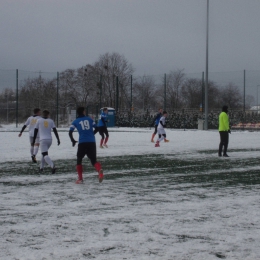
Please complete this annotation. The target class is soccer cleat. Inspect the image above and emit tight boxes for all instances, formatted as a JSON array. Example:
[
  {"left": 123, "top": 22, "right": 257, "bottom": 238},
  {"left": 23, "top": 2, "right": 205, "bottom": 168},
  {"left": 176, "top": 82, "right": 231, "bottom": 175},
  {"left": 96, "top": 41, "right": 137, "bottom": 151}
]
[
  {"left": 99, "top": 145, "right": 104, "bottom": 148},
  {"left": 31, "top": 155, "right": 37, "bottom": 163},
  {"left": 218, "top": 153, "right": 222, "bottom": 157},
  {"left": 164, "top": 139, "right": 169, "bottom": 142},
  {"left": 151, "top": 139, "right": 155, "bottom": 143},
  {"left": 223, "top": 154, "right": 229, "bottom": 157},
  {"left": 51, "top": 166, "right": 56, "bottom": 174},
  {"left": 75, "top": 179, "right": 83, "bottom": 184},
  {"left": 98, "top": 169, "right": 104, "bottom": 183},
  {"left": 39, "top": 168, "right": 43, "bottom": 173},
  {"left": 155, "top": 142, "right": 160, "bottom": 147},
  {"left": 103, "top": 144, "right": 108, "bottom": 148}
]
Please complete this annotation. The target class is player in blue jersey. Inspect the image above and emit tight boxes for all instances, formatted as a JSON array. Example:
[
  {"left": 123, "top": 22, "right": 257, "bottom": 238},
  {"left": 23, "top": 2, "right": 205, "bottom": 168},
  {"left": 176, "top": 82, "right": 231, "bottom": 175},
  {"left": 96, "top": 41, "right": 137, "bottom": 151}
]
[
  {"left": 150, "top": 108, "right": 169, "bottom": 143},
  {"left": 96, "top": 107, "right": 109, "bottom": 148},
  {"left": 69, "top": 106, "right": 104, "bottom": 184}
]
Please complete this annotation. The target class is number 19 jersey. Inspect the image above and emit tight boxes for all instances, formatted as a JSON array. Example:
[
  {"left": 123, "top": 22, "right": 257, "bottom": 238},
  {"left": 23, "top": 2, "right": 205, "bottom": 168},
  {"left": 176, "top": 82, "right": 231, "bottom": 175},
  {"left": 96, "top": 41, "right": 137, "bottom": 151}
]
[{"left": 70, "top": 116, "right": 96, "bottom": 143}]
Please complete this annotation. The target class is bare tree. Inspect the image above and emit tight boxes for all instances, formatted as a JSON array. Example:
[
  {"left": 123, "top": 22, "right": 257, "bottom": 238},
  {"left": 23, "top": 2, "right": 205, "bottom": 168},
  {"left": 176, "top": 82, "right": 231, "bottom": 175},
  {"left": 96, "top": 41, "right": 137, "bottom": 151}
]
[
  {"left": 133, "top": 75, "right": 158, "bottom": 112},
  {"left": 181, "top": 78, "right": 202, "bottom": 108},
  {"left": 166, "top": 69, "right": 185, "bottom": 110},
  {"left": 220, "top": 83, "right": 242, "bottom": 109},
  {"left": 59, "top": 65, "right": 98, "bottom": 108},
  {"left": 92, "top": 52, "right": 134, "bottom": 109}
]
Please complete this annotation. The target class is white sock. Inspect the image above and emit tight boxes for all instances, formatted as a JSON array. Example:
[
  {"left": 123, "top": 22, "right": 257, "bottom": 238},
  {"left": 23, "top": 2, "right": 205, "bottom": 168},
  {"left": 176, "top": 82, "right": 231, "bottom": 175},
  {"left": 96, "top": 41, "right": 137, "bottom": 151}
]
[
  {"left": 30, "top": 146, "right": 34, "bottom": 156},
  {"left": 44, "top": 155, "right": 54, "bottom": 168},
  {"left": 33, "top": 146, "right": 39, "bottom": 156},
  {"left": 40, "top": 156, "right": 45, "bottom": 169}
]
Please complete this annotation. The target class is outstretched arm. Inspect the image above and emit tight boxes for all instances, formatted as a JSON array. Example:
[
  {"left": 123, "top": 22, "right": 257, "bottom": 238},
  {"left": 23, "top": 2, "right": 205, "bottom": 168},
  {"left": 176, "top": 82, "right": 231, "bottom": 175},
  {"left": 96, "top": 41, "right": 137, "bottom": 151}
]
[
  {"left": 69, "top": 130, "right": 77, "bottom": 147},
  {"left": 53, "top": 128, "right": 60, "bottom": 145}
]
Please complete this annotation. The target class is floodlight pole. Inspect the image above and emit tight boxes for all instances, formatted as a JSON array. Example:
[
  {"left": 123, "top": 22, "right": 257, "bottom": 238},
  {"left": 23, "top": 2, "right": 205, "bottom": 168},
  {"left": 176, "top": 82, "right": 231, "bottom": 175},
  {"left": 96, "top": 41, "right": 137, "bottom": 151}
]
[{"left": 204, "top": 0, "right": 209, "bottom": 130}]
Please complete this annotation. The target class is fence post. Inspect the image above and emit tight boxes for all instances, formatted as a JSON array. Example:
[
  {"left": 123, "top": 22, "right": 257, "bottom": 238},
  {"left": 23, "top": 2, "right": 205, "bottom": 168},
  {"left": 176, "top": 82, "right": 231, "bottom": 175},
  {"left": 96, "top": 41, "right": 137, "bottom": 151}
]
[
  {"left": 56, "top": 72, "right": 59, "bottom": 127},
  {"left": 201, "top": 71, "right": 204, "bottom": 113},
  {"left": 116, "top": 76, "right": 119, "bottom": 112},
  {"left": 243, "top": 69, "right": 246, "bottom": 112},
  {"left": 164, "top": 73, "right": 166, "bottom": 111},
  {"left": 99, "top": 74, "right": 102, "bottom": 109},
  {"left": 16, "top": 69, "right": 18, "bottom": 127},
  {"left": 130, "top": 75, "right": 132, "bottom": 112}
]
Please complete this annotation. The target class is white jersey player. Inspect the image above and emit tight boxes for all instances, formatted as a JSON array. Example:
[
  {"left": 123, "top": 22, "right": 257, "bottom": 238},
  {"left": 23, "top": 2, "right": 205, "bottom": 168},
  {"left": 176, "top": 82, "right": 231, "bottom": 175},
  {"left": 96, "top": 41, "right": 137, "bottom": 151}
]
[
  {"left": 18, "top": 108, "right": 41, "bottom": 163},
  {"left": 155, "top": 111, "right": 169, "bottom": 147},
  {"left": 32, "top": 110, "right": 60, "bottom": 174}
]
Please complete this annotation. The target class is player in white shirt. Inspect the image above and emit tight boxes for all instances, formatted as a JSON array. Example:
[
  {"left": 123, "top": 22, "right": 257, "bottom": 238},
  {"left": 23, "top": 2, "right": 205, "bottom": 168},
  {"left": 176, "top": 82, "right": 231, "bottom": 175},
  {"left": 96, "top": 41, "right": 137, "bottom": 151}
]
[
  {"left": 155, "top": 111, "right": 169, "bottom": 147},
  {"left": 18, "top": 108, "right": 41, "bottom": 163},
  {"left": 32, "top": 110, "right": 60, "bottom": 174}
]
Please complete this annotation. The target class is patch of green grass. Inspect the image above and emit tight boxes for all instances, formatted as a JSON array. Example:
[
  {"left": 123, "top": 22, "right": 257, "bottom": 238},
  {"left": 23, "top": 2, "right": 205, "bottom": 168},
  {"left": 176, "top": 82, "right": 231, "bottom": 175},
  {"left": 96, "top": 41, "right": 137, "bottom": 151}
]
[{"left": 1, "top": 151, "right": 260, "bottom": 187}]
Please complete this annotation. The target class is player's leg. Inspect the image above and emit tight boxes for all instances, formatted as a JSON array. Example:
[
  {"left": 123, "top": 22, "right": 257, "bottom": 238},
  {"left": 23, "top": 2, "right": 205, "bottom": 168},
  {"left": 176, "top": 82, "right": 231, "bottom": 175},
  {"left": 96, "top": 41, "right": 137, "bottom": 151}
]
[
  {"left": 75, "top": 143, "right": 86, "bottom": 183},
  {"left": 223, "top": 132, "right": 229, "bottom": 157},
  {"left": 32, "top": 137, "right": 40, "bottom": 162},
  {"left": 39, "top": 155, "right": 45, "bottom": 172},
  {"left": 98, "top": 127, "right": 105, "bottom": 148},
  {"left": 218, "top": 132, "right": 224, "bottom": 156},
  {"left": 40, "top": 140, "right": 56, "bottom": 173},
  {"left": 86, "top": 143, "right": 103, "bottom": 183},
  {"left": 151, "top": 125, "right": 157, "bottom": 142},
  {"left": 164, "top": 132, "right": 169, "bottom": 142},
  {"left": 29, "top": 137, "right": 36, "bottom": 162},
  {"left": 93, "top": 126, "right": 99, "bottom": 135},
  {"left": 103, "top": 128, "right": 109, "bottom": 147}
]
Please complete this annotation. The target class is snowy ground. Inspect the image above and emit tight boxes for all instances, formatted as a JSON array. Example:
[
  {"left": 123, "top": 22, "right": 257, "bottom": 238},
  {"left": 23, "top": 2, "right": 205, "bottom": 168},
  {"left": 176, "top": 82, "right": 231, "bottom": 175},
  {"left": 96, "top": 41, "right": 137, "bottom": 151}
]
[{"left": 0, "top": 125, "right": 260, "bottom": 259}]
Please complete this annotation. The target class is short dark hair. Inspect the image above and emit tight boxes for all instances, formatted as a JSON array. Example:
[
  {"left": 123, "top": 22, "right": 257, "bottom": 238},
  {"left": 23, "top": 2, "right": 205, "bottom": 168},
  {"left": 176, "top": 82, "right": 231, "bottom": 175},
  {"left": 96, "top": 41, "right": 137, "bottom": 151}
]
[
  {"left": 33, "top": 108, "right": 40, "bottom": 114},
  {"left": 42, "top": 110, "right": 50, "bottom": 117},
  {"left": 103, "top": 107, "right": 108, "bottom": 111},
  {"left": 163, "top": 110, "right": 167, "bottom": 114},
  {"left": 77, "top": 107, "right": 85, "bottom": 115}
]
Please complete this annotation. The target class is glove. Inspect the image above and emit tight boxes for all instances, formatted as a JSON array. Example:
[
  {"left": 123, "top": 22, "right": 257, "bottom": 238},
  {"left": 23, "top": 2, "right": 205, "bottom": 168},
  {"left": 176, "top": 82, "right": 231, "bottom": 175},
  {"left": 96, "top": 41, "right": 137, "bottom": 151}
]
[
  {"left": 57, "top": 140, "right": 60, "bottom": 146},
  {"left": 72, "top": 140, "right": 77, "bottom": 147},
  {"left": 228, "top": 130, "right": 231, "bottom": 134}
]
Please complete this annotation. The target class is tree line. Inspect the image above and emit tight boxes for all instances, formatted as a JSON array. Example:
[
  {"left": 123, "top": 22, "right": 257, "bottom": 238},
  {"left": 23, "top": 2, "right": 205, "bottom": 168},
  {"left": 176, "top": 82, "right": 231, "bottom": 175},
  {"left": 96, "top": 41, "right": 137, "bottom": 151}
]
[{"left": 0, "top": 52, "right": 254, "bottom": 123}]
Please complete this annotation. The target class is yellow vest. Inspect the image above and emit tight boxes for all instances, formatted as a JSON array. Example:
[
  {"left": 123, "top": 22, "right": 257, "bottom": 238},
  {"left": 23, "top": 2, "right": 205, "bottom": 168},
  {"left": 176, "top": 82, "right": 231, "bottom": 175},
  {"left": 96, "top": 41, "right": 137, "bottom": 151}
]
[{"left": 218, "top": 112, "right": 229, "bottom": 131}]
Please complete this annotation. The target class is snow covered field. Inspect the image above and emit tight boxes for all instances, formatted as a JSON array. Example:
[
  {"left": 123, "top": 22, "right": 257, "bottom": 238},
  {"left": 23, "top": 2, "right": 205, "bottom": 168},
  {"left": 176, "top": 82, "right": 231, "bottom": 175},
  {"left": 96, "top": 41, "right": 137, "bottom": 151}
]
[{"left": 0, "top": 126, "right": 260, "bottom": 259}]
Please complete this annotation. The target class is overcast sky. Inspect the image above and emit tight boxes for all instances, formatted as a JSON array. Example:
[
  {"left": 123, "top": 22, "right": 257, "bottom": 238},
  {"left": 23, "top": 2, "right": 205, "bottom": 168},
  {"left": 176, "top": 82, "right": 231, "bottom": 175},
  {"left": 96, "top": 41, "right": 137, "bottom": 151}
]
[{"left": 1, "top": 0, "right": 260, "bottom": 76}]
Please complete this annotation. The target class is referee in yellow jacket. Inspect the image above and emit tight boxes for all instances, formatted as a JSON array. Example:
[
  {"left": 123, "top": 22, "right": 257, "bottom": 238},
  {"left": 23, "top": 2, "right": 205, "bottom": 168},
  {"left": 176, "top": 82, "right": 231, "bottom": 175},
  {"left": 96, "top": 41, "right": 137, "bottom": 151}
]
[{"left": 218, "top": 105, "right": 231, "bottom": 157}]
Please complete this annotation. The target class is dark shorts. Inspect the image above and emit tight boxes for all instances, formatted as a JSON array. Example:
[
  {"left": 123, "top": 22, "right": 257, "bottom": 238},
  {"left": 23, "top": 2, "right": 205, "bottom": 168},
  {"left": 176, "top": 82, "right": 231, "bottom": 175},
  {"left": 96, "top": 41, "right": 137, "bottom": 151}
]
[
  {"left": 98, "top": 126, "right": 109, "bottom": 138},
  {"left": 77, "top": 142, "right": 97, "bottom": 165}
]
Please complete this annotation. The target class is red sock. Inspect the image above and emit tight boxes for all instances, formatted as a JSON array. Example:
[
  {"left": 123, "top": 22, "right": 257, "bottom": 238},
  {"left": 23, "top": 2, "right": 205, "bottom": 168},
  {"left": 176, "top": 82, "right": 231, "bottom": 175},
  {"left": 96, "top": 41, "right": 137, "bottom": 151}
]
[
  {"left": 76, "top": 165, "right": 83, "bottom": 180},
  {"left": 94, "top": 162, "right": 101, "bottom": 172},
  {"left": 104, "top": 137, "right": 109, "bottom": 144},
  {"left": 100, "top": 139, "right": 104, "bottom": 146}
]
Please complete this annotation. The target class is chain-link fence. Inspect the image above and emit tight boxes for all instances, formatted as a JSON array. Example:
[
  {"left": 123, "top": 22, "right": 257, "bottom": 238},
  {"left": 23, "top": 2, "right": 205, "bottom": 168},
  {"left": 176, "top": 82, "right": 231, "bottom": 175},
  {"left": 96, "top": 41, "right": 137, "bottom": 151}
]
[{"left": 0, "top": 69, "right": 259, "bottom": 128}]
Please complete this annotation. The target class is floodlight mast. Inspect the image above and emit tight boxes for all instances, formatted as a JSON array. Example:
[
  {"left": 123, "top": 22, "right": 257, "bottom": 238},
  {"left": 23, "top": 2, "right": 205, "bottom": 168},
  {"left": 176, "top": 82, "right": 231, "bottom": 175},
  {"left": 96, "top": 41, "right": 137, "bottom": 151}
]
[{"left": 204, "top": 0, "right": 209, "bottom": 130}]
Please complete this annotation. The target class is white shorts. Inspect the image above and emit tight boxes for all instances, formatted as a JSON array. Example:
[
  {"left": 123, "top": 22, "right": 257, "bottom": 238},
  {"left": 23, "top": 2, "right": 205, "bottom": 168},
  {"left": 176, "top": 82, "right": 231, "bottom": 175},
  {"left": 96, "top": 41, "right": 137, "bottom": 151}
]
[
  {"left": 29, "top": 136, "right": 40, "bottom": 145},
  {"left": 157, "top": 128, "right": 166, "bottom": 135},
  {"left": 40, "top": 139, "right": 52, "bottom": 153}
]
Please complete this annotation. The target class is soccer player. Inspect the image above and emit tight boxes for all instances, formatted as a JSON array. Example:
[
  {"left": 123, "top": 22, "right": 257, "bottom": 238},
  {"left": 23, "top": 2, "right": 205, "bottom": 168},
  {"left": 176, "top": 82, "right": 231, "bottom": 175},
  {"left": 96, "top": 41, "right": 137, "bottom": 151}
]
[
  {"left": 32, "top": 110, "right": 60, "bottom": 173},
  {"left": 96, "top": 107, "right": 109, "bottom": 148},
  {"left": 18, "top": 108, "right": 41, "bottom": 163},
  {"left": 69, "top": 106, "right": 104, "bottom": 184},
  {"left": 151, "top": 108, "right": 169, "bottom": 143},
  {"left": 155, "top": 111, "right": 169, "bottom": 147}
]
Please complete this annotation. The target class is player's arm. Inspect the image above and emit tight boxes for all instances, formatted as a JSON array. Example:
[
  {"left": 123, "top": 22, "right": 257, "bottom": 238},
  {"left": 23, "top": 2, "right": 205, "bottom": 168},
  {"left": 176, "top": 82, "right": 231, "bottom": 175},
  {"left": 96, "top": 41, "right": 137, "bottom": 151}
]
[
  {"left": 159, "top": 120, "right": 165, "bottom": 128},
  {"left": 53, "top": 128, "right": 60, "bottom": 145},
  {"left": 101, "top": 116, "right": 107, "bottom": 125},
  {"left": 68, "top": 125, "right": 77, "bottom": 147},
  {"left": 18, "top": 125, "right": 27, "bottom": 137},
  {"left": 32, "top": 128, "right": 38, "bottom": 146},
  {"left": 150, "top": 115, "right": 156, "bottom": 127}
]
